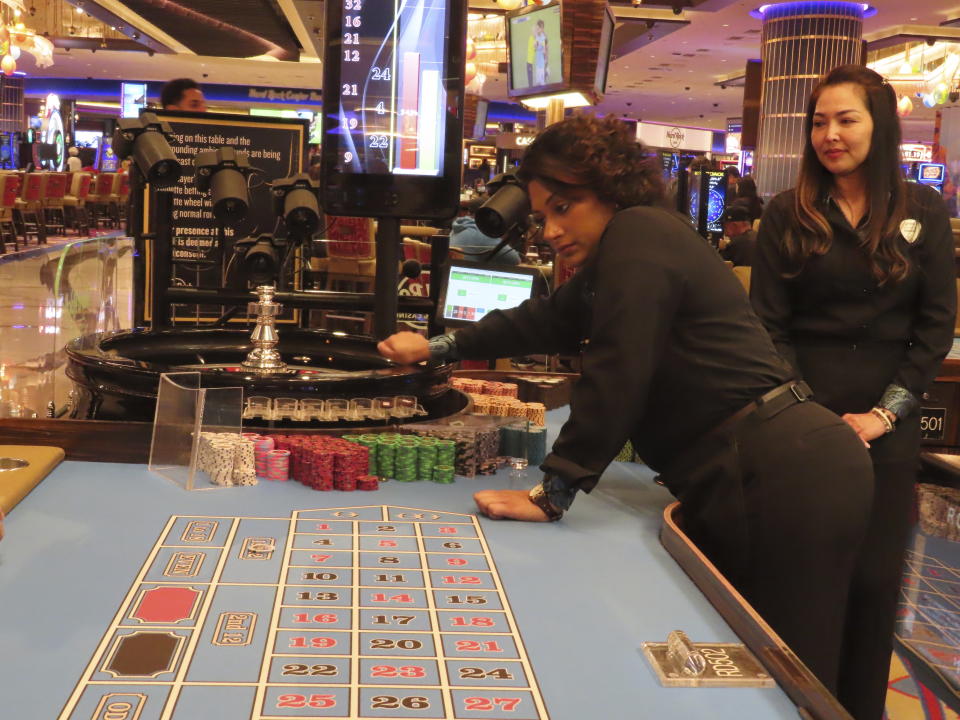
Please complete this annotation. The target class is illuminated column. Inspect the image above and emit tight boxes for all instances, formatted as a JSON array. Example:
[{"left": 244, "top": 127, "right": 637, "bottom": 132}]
[{"left": 753, "top": 1, "right": 872, "bottom": 198}]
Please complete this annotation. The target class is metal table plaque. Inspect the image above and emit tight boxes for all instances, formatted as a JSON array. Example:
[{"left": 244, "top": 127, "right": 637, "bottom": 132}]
[{"left": 642, "top": 630, "right": 774, "bottom": 688}]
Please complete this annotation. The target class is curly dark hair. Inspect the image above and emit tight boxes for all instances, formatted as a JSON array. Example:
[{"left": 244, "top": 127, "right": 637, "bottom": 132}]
[{"left": 517, "top": 115, "right": 664, "bottom": 208}]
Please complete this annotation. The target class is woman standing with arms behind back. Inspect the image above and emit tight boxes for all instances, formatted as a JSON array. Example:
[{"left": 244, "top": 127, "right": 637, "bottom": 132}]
[{"left": 751, "top": 65, "right": 956, "bottom": 719}]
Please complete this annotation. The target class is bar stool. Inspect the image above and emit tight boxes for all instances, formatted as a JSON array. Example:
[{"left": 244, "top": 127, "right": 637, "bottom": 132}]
[
  {"left": 63, "top": 172, "right": 93, "bottom": 235},
  {"left": 14, "top": 172, "right": 46, "bottom": 246},
  {"left": 89, "top": 172, "right": 117, "bottom": 228},
  {"left": 0, "top": 173, "right": 21, "bottom": 252},
  {"left": 41, "top": 172, "right": 69, "bottom": 237}
]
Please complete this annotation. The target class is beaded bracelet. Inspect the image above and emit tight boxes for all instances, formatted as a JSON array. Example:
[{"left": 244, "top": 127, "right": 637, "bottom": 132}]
[{"left": 870, "top": 406, "right": 895, "bottom": 434}]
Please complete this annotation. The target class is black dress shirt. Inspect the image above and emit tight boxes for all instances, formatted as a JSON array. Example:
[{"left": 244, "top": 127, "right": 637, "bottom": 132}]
[
  {"left": 452, "top": 205, "right": 792, "bottom": 495},
  {"left": 722, "top": 228, "right": 758, "bottom": 267},
  {"left": 750, "top": 183, "right": 956, "bottom": 415}
]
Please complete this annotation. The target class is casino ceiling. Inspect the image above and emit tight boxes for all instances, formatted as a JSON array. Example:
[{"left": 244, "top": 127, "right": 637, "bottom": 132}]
[{"left": 15, "top": 0, "right": 960, "bottom": 133}]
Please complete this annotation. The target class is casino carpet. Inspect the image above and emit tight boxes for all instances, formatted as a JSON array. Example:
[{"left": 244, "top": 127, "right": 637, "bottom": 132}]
[{"left": 890, "top": 525, "right": 960, "bottom": 720}]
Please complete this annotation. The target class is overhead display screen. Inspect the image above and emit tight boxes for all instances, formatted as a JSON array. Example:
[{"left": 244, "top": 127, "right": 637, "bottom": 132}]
[
  {"left": 335, "top": 0, "right": 448, "bottom": 176},
  {"left": 321, "top": 0, "right": 466, "bottom": 219}
]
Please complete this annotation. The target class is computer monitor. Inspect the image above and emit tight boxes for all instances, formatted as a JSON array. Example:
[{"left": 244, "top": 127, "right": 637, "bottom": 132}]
[
  {"left": 121, "top": 82, "right": 147, "bottom": 119},
  {"left": 594, "top": 5, "right": 615, "bottom": 96},
  {"left": 435, "top": 259, "right": 539, "bottom": 328},
  {"left": 321, "top": 0, "right": 467, "bottom": 220},
  {"left": 506, "top": 2, "right": 565, "bottom": 99}
]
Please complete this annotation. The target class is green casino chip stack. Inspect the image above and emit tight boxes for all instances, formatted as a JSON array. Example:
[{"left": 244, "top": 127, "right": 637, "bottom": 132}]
[
  {"left": 395, "top": 440, "right": 419, "bottom": 482},
  {"left": 432, "top": 464, "right": 455, "bottom": 484},
  {"left": 377, "top": 438, "right": 397, "bottom": 480}
]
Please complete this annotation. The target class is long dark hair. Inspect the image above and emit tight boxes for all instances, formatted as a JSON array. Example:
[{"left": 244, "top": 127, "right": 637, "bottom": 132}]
[
  {"left": 787, "top": 64, "right": 908, "bottom": 283},
  {"left": 517, "top": 115, "right": 665, "bottom": 208},
  {"left": 736, "top": 175, "right": 763, "bottom": 221}
]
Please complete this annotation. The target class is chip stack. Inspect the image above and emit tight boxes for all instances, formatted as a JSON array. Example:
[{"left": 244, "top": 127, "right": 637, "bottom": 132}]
[
  {"left": 525, "top": 426, "right": 548, "bottom": 466},
  {"left": 377, "top": 439, "right": 397, "bottom": 480},
  {"left": 417, "top": 438, "right": 438, "bottom": 480},
  {"left": 500, "top": 425, "right": 524, "bottom": 458},
  {"left": 233, "top": 438, "right": 258, "bottom": 486},
  {"left": 265, "top": 449, "right": 291, "bottom": 481},
  {"left": 432, "top": 465, "right": 455, "bottom": 484},
  {"left": 357, "top": 435, "right": 380, "bottom": 477},
  {"left": 357, "top": 474, "right": 379, "bottom": 491},
  {"left": 436, "top": 439, "right": 456, "bottom": 473},
  {"left": 525, "top": 402, "right": 547, "bottom": 426},
  {"left": 395, "top": 440, "right": 419, "bottom": 482},
  {"left": 253, "top": 435, "right": 275, "bottom": 477}
]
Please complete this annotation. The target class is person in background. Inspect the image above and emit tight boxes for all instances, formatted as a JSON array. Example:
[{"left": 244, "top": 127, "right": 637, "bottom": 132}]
[
  {"left": 722, "top": 164, "right": 741, "bottom": 203},
  {"left": 718, "top": 202, "right": 756, "bottom": 267},
  {"left": 160, "top": 78, "right": 208, "bottom": 112},
  {"left": 67, "top": 147, "right": 83, "bottom": 172},
  {"left": 734, "top": 174, "right": 764, "bottom": 223},
  {"left": 751, "top": 64, "right": 956, "bottom": 720},
  {"left": 449, "top": 197, "right": 521, "bottom": 265},
  {"left": 378, "top": 115, "right": 875, "bottom": 703},
  {"left": 66, "top": 146, "right": 82, "bottom": 172}
]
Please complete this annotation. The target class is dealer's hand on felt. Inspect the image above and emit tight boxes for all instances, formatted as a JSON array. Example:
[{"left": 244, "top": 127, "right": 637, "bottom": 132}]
[
  {"left": 841, "top": 412, "right": 886, "bottom": 448},
  {"left": 377, "top": 332, "right": 430, "bottom": 365},
  {"left": 474, "top": 490, "right": 552, "bottom": 522}
]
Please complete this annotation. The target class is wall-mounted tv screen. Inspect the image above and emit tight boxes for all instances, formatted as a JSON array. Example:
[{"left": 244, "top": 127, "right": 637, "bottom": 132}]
[
  {"left": 506, "top": 2, "right": 564, "bottom": 98},
  {"left": 594, "top": 5, "right": 614, "bottom": 96},
  {"left": 121, "top": 82, "right": 147, "bottom": 119},
  {"left": 321, "top": 0, "right": 466, "bottom": 219}
]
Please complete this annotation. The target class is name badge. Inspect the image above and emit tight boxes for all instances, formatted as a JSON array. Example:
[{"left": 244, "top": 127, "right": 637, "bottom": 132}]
[{"left": 900, "top": 219, "right": 921, "bottom": 244}]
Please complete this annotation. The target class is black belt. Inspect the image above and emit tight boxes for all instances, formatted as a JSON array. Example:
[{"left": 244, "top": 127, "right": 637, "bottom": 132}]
[
  {"left": 655, "top": 381, "right": 814, "bottom": 488},
  {"left": 713, "top": 380, "right": 814, "bottom": 437}
]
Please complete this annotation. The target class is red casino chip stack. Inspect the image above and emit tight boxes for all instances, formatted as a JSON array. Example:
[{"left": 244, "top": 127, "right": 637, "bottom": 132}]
[{"left": 263, "top": 435, "right": 374, "bottom": 492}]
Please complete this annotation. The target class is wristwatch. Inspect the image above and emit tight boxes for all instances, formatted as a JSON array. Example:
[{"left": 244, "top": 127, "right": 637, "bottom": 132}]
[{"left": 528, "top": 484, "right": 564, "bottom": 522}]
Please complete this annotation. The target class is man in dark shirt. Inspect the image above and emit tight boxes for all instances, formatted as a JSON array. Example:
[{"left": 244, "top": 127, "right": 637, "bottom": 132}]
[{"left": 719, "top": 202, "right": 757, "bottom": 267}]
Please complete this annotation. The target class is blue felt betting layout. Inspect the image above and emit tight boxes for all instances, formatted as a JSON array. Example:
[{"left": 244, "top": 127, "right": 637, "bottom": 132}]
[{"left": 56, "top": 506, "right": 550, "bottom": 720}]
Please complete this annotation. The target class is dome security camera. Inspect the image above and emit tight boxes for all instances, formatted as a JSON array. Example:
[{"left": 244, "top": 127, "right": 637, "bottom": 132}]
[
  {"left": 720, "top": 84, "right": 727, "bottom": 90},
  {"left": 672, "top": 4, "right": 683, "bottom": 15},
  {"left": 926, "top": 38, "right": 935, "bottom": 46}
]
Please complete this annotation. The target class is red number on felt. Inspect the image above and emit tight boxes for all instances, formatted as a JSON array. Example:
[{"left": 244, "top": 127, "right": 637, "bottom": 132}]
[
  {"left": 455, "top": 640, "right": 503, "bottom": 652},
  {"left": 451, "top": 616, "right": 494, "bottom": 627},
  {"left": 370, "top": 593, "right": 414, "bottom": 603},
  {"left": 446, "top": 557, "right": 468, "bottom": 566},
  {"left": 289, "top": 636, "right": 337, "bottom": 648},
  {"left": 442, "top": 576, "right": 481, "bottom": 584},
  {"left": 310, "top": 554, "right": 332, "bottom": 563},
  {"left": 293, "top": 613, "right": 339, "bottom": 624},
  {"left": 379, "top": 539, "right": 398, "bottom": 547},
  {"left": 370, "top": 665, "right": 426, "bottom": 678},
  {"left": 438, "top": 527, "right": 458, "bottom": 534},
  {"left": 277, "top": 694, "right": 337, "bottom": 709},
  {"left": 316, "top": 523, "right": 331, "bottom": 530},
  {"left": 464, "top": 697, "right": 521, "bottom": 711}
]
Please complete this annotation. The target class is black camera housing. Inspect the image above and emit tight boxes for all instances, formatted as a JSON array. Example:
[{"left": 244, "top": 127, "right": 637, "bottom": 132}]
[
  {"left": 194, "top": 147, "right": 252, "bottom": 227},
  {"left": 272, "top": 173, "right": 321, "bottom": 237},
  {"left": 113, "top": 112, "right": 182, "bottom": 187}
]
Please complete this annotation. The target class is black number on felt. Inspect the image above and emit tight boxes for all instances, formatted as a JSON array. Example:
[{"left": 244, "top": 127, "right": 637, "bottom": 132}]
[
  {"left": 282, "top": 663, "right": 338, "bottom": 676},
  {"left": 442, "top": 541, "right": 463, "bottom": 549},
  {"left": 303, "top": 572, "right": 337, "bottom": 580},
  {"left": 371, "top": 614, "right": 416, "bottom": 625},
  {"left": 370, "top": 695, "right": 430, "bottom": 709},
  {"left": 377, "top": 525, "right": 396, "bottom": 532},
  {"left": 378, "top": 556, "right": 400, "bottom": 564},
  {"left": 297, "top": 591, "right": 339, "bottom": 601},
  {"left": 447, "top": 595, "right": 487, "bottom": 605},
  {"left": 375, "top": 574, "right": 406, "bottom": 582},
  {"left": 313, "top": 538, "right": 333, "bottom": 546},
  {"left": 369, "top": 638, "right": 423, "bottom": 650},
  {"left": 459, "top": 667, "right": 514, "bottom": 680}
]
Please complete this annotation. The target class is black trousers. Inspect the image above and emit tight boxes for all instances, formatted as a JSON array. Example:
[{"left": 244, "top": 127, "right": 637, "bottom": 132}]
[
  {"left": 661, "top": 400, "right": 875, "bottom": 704},
  {"left": 795, "top": 340, "right": 922, "bottom": 719}
]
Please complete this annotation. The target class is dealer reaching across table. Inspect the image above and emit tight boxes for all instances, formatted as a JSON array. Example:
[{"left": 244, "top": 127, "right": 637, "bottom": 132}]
[{"left": 377, "top": 115, "right": 874, "bottom": 700}]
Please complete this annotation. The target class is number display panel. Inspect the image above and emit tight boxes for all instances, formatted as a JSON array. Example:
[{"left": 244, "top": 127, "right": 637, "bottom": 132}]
[
  {"left": 321, "top": 0, "right": 467, "bottom": 219},
  {"left": 56, "top": 506, "right": 549, "bottom": 720}
]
